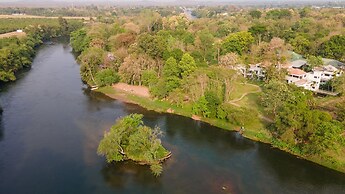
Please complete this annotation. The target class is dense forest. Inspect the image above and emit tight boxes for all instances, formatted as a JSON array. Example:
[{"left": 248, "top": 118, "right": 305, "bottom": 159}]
[{"left": 70, "top": 6, "right": 345, "bottom": 171}]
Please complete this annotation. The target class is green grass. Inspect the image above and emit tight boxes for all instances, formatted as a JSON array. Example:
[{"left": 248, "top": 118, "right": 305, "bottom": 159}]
[
  {"left": 236, "top": 93, "right": 263, "bottom": 110},
  {"left": 96, "top": 86, "right": 116, "bottom": 94},
  {"left": 229, "top": 82, "right": 261, "bottom": 101}
]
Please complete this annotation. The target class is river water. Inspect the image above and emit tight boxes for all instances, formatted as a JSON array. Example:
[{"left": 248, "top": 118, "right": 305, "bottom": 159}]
[{"left": 0, "top": 43, "right": 345, "bottom": 194}]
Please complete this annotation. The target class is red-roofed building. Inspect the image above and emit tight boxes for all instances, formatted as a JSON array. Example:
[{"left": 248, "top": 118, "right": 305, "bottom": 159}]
[{"left": 286, "top": 68, "right": 307, "bottom": 82}]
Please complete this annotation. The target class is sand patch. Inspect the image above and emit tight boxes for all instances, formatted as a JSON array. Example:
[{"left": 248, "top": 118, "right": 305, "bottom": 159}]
[{"left": 113, "top": 83, "right": 150, "bottom": 98}]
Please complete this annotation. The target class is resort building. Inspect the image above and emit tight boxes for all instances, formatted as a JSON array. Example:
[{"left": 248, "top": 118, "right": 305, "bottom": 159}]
[{"left": 234, "top": 58, "right": 344, "bottom": 93}]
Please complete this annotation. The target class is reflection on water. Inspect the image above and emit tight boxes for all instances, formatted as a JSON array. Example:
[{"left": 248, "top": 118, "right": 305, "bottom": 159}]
[
  {"left": 0, "top": 115, "right": 3, "bottom": 141},
  {"left": 101, "top": 161, "right": 161, "bottom": 188},
  {"left": 0, "top": 43, "right": 345, "bottom": 194}
]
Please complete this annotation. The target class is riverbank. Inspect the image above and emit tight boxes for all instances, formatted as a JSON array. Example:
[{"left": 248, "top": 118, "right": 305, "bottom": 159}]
[
  {"left": 97, "top": 85, "right": 270, "bottom": 141},
  {"left": 95, "top": 84, "right": 345, "bottom": 174}
]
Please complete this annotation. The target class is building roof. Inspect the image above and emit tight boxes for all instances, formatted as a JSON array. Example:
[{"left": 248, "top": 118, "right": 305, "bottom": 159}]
[
  {"left": 314, "top": 65, "right": 339, "bottom": 72},
  {"left": 323, "top": 65, "right": 339, "bottom": 72},
  {"left": 322, "top": 58, "right": 345, "bottom": 69},
  {"left": 291, "top": 60, "right": 307, "bottom": 68},
  {"left": 288, "top": 68, "right": 306, "bottom": 76},
  {"left": 288, "top": 51, "right": 304, "bottom": 61}
]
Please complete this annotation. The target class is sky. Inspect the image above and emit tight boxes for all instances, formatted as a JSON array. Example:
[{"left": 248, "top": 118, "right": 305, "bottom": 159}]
[{"left": 0, "top": 0, "right": 344, "bottom": 6}]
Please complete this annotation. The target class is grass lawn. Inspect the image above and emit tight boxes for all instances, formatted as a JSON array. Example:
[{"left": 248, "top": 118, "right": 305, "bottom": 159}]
[
  {"left": 229, "top": 82, "right": 261, "bottom": 101},
  {"left": 96, "top": 86, "right": 116, "bottom": 94},
  {"left": 236, "top": 93, "right": 263, "bottom": 110}
]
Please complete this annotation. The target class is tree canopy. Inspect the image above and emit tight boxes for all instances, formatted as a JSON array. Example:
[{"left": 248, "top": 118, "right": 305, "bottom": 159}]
[
  {"left": 97, "top": 114, "right": 170, "bottom": 176},
  {"left": 221, "top": 31, "right": 254, "bottom": 55}
]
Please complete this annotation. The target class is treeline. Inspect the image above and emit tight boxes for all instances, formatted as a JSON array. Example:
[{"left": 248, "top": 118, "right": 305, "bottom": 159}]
[
  {"left": 0, "top": 7, "right": 99, "bottom": 17},
  {"left": 0, "top": 6, "right": 182, "bottom": 18},
  {"left": 0, "top": 18, "right": 59, "bottom": 34},
  {"left": 192, "top": 7, "right": 345, "bottom": 62},
  {"left": 0, "top": 18, "right": 83, "bottom": 82}
]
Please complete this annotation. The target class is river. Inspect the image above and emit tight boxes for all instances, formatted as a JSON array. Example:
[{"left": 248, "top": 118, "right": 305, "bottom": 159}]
[{"left": 0, "top": 43, "right": 345, "bottom": 194}]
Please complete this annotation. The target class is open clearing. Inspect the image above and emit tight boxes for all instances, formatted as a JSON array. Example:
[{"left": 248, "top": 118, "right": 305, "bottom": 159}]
[{"left": 113, "top": 83, "right": 150, "bottom": 98}]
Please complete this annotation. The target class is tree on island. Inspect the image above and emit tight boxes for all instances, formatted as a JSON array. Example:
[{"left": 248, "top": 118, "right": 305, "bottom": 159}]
[{"left": 97, "top": 114, "right": 171, "bottom": 176}]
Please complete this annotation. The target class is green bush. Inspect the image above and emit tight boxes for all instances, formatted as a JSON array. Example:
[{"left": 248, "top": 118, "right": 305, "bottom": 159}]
[
  {"left": 216, "top": 103, "right": 258, "bottom": 126},
  {"left": 95, "top": 69, "right": 120, "bottom": 87},
  {"left": 142, "top": 70, "right": 158, "bottom": 87},
  {"left": 204, "top": 91, "right": 221, "bottom": 118},
  {"left": 192, "top": 96, "right": 210, "bottom": 117}
]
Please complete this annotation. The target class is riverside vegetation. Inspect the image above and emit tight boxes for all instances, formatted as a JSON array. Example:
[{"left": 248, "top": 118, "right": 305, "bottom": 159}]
[
  {"left": 72, "top": 6, "right": 345, "bottom": 172},
  {"left": 0, "top": 17, "right": 83, "bottom": 82}
]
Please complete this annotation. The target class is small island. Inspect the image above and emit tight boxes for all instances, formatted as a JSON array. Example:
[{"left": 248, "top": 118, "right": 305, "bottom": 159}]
[{"left": 97, "top": 114, "right": 171, "bottom": 176}]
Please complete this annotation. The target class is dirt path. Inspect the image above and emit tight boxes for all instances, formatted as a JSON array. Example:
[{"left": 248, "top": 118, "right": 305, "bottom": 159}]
[
  {"left": 113, "top": 83, "right": 150, "bottom": 98},
  {"left": 229, "top": 84, "right": 262, "bottom": 105},
  {"left": 227, "top": 84, "right": 274, "bottom": 123},
  {"left": 0, "top": 31, "right": 26, "bottom": 39}
]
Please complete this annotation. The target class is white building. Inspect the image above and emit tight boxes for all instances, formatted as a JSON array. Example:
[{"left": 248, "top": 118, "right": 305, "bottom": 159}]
[
  {"left": 234, "top": 64, "right": 265, "bottom": 79},
  {"left": 233, "top": 58, "right": 343, "bottom": 93},
  {"left": 285, "top": 63, "right": 343, "bottom": 91}
]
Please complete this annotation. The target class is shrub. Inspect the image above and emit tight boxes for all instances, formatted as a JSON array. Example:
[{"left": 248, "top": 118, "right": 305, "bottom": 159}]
[{"left": 95, "top": 69, "right": 120, "bottom": 87}]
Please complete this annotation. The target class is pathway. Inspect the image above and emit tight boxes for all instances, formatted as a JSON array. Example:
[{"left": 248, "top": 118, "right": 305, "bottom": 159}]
[{"left": 228, "top": 83, "right": 274, "bottom": 123}]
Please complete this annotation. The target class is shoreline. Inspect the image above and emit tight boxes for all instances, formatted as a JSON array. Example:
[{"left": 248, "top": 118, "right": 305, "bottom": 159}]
[{"left": 95, "top": 85, "right": 345, "bottom": 174}]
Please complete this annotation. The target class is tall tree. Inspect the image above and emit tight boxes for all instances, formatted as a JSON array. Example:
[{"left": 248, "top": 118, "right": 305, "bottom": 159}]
[
  {"left": 248, "top": 24, "right": 269, "bottom": 43},
  {"left": 290, "top": 35, "right": 311, "bottom": 55},
  {"left": 221, "top": 31, "right": 254, "bottom": 55},
  {"left": 195, "top": 30, "right": 215, "bottom": 63},
  {"left": 78, "top": 47, "right": 105, "bottom": 84},
  {"left": 119, "top": 54, "right": 157, "bottom": 85},
  {"left": 318, "top": 35, "right": 345, "bottom": 62},
  {"left": 249, "top": 10, "right": 262, "bottom": 19},
  {"left": 178, "top": 53, "right": 197, "bottom": 79},
  {"left": 163, "top": 57, "right": 181, "bottom": 92}
]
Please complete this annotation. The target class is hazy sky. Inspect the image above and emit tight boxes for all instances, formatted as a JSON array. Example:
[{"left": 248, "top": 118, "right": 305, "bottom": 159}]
[
  {"left": 0, "top": 0, "right": 344, "bottom": 6},
  {"left": 0, "top": 0, "right": 342, "bottom": 2}
]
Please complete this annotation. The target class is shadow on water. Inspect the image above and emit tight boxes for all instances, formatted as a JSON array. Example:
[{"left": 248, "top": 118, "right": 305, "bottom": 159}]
[
  {"left": 101, "top": 161, "right": 162, "bottom": 189},
  {"left": 83, "top": 89, "right": 128, "bottom": 113},
  {"left": 0, "top": 114, "right": 3, "bottom": 141},
  {"left": 257, "top": 144, "right": 345, "bottom": 186},
  {"left": 117, "top": 102, "right": 256, "bottom": 151}
]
